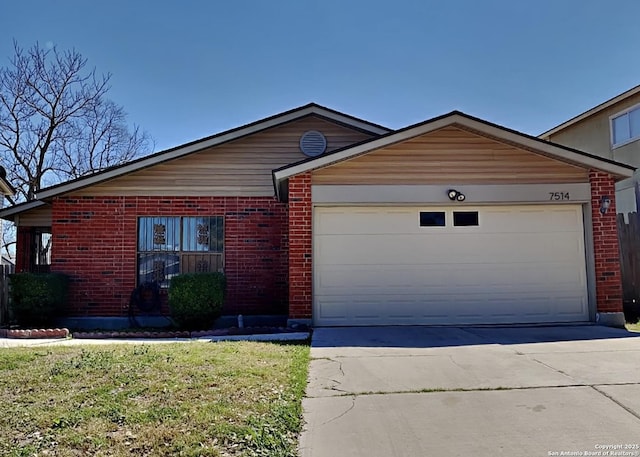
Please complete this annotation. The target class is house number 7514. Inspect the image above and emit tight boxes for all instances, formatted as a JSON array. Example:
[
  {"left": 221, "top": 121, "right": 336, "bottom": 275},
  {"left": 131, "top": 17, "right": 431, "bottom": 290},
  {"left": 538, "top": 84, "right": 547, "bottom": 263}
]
[{"left": 549, "top": 192, "right": 570, "bottom": 201}]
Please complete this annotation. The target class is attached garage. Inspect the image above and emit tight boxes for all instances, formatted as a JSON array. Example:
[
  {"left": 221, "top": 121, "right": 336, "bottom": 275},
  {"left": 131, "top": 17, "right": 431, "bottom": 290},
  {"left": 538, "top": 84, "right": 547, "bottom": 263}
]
[
  {"left": 313, "top": 205, "right": 588, "bottom": 326},
  {"left": 275, "top": 110, "right": 634, "bottom": 328}
]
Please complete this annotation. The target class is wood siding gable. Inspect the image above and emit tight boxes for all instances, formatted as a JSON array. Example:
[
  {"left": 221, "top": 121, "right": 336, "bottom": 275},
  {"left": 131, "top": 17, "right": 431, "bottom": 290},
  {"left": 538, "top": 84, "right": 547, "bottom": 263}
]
[
  {"left": 72, "top": 116, "right": 374, "bottom": 197},
  {"left": 312, "top": 125, "right": 590, "bottom": 185}
]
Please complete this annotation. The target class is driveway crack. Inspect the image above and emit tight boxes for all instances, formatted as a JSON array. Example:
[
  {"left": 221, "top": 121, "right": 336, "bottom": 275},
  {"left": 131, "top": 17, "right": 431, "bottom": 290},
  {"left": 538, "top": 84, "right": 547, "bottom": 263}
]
[
  {"left": 528, "top": 356, "right": 577, "bottom": 382},
  {"left": 591, "top": 386, "right": 640, "bottom": 422},
  {"left": 448, "top": 354, "right": 466, "bottom": 371},
  {"left": 327, "top": 381, "right": 349, "bottom": 394},
  {"left": 310, "top": 357, "right": 349, "bottom": 396},
  {"left": 321, "top": 395, "right": 356, "bottom": 425}
]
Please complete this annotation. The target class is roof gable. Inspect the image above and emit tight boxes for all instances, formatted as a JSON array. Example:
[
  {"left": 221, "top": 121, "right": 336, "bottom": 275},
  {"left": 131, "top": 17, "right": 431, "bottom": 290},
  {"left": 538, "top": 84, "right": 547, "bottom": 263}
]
[
  {"left": 312, "top": 125, "right": 590, "bottom": 185},
  {"left": 35, "top": 103, "right": 391, "bottom": 200},
  {"left": 69, "top": 115, "right": 376, "bottom": 197},
  {"left": 274, "top": 111, "right": 635, "bottom": 199}
]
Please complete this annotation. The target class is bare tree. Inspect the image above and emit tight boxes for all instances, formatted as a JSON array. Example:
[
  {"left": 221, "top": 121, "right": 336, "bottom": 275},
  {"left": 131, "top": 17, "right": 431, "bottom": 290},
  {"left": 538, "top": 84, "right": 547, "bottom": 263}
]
[
  {"left": 0, "top": 41, "right": 152, "bottom": 257},
  {"left": 0, "top": 41, "right": 151, "bottom": 202}
]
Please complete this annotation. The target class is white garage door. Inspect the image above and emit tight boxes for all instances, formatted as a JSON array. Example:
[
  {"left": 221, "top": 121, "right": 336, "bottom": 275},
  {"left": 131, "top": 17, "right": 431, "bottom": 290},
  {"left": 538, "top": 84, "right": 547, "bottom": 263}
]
[{"left": 313, "top": 205, "right": 589, "bottom": 326}]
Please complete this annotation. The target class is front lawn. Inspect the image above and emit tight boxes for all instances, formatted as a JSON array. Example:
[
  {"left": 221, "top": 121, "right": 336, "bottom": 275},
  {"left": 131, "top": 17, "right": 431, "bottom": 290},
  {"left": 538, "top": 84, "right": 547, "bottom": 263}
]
[{"left": 0, "top": 341, "right": 309, "bottom": 456}]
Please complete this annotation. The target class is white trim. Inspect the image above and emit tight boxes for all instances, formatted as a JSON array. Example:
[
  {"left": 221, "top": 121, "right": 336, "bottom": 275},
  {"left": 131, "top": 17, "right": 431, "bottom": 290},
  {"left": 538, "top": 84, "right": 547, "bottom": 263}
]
[
  {"left": 540, "top": 84, "right": 640, "bottom": 138},
  {"left": 275, "top": 113, "right": 635, "bottom": 183},
  {"left": 36, "top": 105, "right": 390, "bottom": 200},
  {"left": 609, "top": 102, "right": 640, "bottom": 149},
  {"left": 311, "top": 183, "right": 592, "bottom": 204},
  {"left": 582, "top": 204, "right": 597, "bottom": 322},
  {"left": 611, "top": 137, "right": 640, "bottom": 150}
]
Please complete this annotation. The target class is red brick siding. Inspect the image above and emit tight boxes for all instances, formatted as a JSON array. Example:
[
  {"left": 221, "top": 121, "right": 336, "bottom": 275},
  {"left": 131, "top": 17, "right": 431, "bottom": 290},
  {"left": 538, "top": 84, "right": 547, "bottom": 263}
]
[
  {"left": 288, "top": 173, "right": 312, "bottom": 319},
  {"left": 40, "top": 170, "right": 624, "bottom": 321},
  {"left": 589, "top": 170, "right": 623, "bottom": 313},
  {"left": 51, "top": 196, "right": 288, "bottom": 317}
]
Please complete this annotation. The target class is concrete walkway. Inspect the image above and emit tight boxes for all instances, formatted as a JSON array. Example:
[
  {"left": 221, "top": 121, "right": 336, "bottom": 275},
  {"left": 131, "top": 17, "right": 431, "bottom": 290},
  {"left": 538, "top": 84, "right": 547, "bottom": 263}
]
[{"left": 300, "top": 326, "right": 640, "bottom": 457}]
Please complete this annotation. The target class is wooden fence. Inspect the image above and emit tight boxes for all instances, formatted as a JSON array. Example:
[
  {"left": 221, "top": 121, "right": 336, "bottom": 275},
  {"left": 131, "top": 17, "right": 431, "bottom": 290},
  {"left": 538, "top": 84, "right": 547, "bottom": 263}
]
[
  {"left": 617, "top": 213, "right": 640, "bottom": 309},
  {"left": 0, "top": 264, "right": 14, "bottom": 327}
]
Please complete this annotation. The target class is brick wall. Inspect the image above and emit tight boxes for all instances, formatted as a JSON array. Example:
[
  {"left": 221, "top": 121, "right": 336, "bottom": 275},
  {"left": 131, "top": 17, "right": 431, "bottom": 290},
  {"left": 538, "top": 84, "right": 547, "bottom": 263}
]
[
  {"left": 589, "top": 170, "right": 623, "bottom": 314},
  {"left": 288, "top": 173, "right": 312, "bottom": 319},
  {"left": 38, "top": 170, "right": 625, "bottom": 321},
  {"left": 51, "top": 196, "right": 288, "bottom": 317}
]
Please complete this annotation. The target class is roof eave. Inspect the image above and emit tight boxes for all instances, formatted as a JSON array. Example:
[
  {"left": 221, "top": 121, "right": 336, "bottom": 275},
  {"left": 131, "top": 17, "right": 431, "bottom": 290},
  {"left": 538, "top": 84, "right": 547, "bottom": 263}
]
[
  {"left": 0, "top": 178, "right": 16, "bottom": 196},
  {"left": 0, "top": 200, "right": 48, "bottom": 222},
  {"left": 539, "top": 84, "right": 640, "bottom": 138}
]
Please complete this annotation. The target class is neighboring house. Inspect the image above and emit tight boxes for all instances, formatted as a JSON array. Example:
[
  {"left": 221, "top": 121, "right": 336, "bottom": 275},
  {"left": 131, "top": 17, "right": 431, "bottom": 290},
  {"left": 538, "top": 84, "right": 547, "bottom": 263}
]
[
  {"left": 0, "top": 167, "right": 16, "bottom": 266},
  {"left": 0, "top": 167, "right": 16, "bottom": 201},
  {"left": 0, "top": 104, "right": 634, "bottom": 328},
  {"left": 540, "top": 84, "right": 640, "bottom": 215}
]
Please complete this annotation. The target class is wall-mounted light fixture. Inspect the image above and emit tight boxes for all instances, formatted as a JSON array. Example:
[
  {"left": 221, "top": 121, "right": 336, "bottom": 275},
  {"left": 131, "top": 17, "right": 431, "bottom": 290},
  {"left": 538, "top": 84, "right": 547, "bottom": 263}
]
[
  {"left": 599, "top": 195, "right": 611, "bottom": 215},
  {"left": 448, "top": 189, "right": 466, "bottom": 202}
]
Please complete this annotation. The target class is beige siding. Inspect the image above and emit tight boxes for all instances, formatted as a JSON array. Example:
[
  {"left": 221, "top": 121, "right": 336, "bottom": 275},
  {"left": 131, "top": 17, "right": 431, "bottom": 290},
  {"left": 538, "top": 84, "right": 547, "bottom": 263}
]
[
  {"left": 546, "top": 91, "right": 640, "bottom": 166},
  {"left": 312, "top": 126, "right": 589, "bottom": 185},
  {"left": 72, "top": 116, "right": 374, "bottom": 197},
  {"left": 611, "top": 141, "right": 640, "bottom": 169},
  {"left": 15, "top": 205, "right": 52, "bottom": 227}
]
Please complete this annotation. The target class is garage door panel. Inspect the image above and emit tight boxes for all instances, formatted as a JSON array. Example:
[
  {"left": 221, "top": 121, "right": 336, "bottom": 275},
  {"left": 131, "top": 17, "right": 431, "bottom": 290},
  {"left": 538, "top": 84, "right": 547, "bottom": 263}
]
[
  {"left": 316, "top": 233, "right": 584, "bottom": 265},
  {"left": 313, "top": 205, "right": 589, "bottom": 326},
  {"left": 315, "top": 208, "right": 418, "bottom": 235},
  {"left": 317, "top": 235, "right": 450, "bottom": 264},
  {"left": 554, "top": 296, "right": 589, "bottom": 316},
  {"left": 316, "top": 298, "right": 349, "bottom": 320},
  {"left": 316, "top": 263, "right": 585, "bottom": 293},
  {"left": 317, "top": 265, "right": 454, "bottom": 289},
  {"left": 481, "top": 207, "right": 582, "bottom": 232},
  {"left": 318, "top": 206, "right": 584, "bottom": 235},
  {"left": 314, "top": 299, "right": 589, "bottom": 324}
]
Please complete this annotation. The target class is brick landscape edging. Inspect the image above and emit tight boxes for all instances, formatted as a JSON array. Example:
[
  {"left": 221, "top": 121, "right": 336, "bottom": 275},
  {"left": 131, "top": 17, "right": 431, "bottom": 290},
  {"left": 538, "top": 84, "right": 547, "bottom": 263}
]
[
  {"left": 0, "top": 328, "right": 70, "bottom": 339},
  {"left": 1, "top": 326, "right": 306, "bottom": 340},
  {"left": 74, "top": 327, "right": 301, "bottom": 339}
]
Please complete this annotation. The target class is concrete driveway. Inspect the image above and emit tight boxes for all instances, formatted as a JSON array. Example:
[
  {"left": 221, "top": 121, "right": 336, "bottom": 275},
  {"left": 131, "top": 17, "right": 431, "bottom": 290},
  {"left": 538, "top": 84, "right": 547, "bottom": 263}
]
[{"left": 300, "top": 326, "right": 640, "bottom": 457}]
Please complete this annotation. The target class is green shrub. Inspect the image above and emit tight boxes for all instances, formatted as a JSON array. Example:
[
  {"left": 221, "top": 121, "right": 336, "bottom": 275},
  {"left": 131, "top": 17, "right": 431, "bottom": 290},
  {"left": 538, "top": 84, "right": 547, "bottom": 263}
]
[
  {"left": 168, "top": 273, "right": 226, "bottom": 330},
  {"left": 9, "top": 273, "right": 69, "bottom": 327}
]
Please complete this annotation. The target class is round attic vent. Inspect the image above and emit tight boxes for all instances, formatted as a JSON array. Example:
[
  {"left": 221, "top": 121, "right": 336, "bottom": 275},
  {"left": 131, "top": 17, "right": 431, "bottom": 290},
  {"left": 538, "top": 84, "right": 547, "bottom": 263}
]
[{"left": 299, "top": 130, "right": 327, "bottom": 157}]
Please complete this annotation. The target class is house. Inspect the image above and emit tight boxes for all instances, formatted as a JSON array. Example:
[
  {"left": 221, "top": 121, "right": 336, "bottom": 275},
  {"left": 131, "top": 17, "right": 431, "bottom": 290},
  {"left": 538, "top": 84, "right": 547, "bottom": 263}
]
[
  {"left": 540, "top": 84, "right": 640, "bottom": 215},
  {"left": 0, "top": 104, "right": 633, "bottom": 328},
  {"left": 0, "top": 167, "right": 16, "bottom": 266}
]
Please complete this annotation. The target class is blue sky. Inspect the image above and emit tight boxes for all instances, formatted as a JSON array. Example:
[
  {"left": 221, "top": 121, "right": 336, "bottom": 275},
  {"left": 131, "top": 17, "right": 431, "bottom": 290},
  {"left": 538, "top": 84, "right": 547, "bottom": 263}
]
[{"left": 3, "top": 0, "right": 640, "bottom": 152}]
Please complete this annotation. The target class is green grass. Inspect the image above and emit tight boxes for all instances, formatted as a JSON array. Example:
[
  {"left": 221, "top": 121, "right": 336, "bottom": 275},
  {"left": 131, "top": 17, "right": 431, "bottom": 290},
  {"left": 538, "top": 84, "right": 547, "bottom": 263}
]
[{"left": 0, "top": 341, "right": 309, "bottom": 456}]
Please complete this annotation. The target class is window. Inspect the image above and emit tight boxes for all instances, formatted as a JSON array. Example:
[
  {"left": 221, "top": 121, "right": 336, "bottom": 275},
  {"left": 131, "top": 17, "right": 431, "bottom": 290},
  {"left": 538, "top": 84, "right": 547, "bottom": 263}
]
[
  {"left": 24, "top": 228, "right": 52, "bottom": 273},
  {"left": 137, "top": 216, "right": 223, "bottom": 287},
  {"left": 420, "top": 211, "right": 446, "bottom": 227},
  {"left": 453, "top": 211, "right": 479, "bottom": 226},
  {"left": 34, "top": 229, "right": 52, "bottom": 267},
  {"left": 611, "top": 104, "right": 640, "bottom": 147}
]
